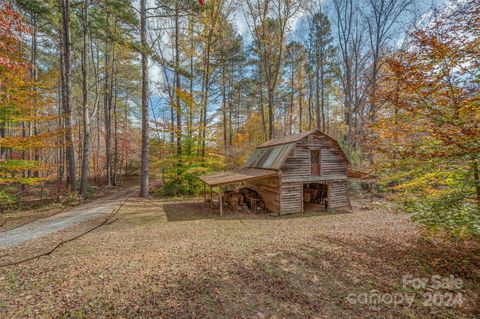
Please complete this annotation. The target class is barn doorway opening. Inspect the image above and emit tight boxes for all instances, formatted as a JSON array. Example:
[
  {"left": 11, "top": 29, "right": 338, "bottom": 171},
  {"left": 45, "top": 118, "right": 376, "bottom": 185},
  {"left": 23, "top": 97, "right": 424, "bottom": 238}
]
[{"left": 303, "top": 183, "right": 328, "bottom": 212}]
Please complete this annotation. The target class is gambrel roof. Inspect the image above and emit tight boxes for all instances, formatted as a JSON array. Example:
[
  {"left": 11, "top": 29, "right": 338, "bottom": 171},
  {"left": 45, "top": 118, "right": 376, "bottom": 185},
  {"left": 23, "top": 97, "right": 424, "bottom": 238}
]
[
  {"left": 199, "top": 129, "right": 351, "bottom": 187},
  {"left": 245, "top": 129, "right": 350, "bottom": 169}
]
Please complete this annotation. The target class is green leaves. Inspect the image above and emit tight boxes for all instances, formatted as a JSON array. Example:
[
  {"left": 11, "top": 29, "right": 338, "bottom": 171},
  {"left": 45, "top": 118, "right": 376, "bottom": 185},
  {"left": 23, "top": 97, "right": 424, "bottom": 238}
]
[
  {"left": 155, "top": 153, "right": 225, "bottom": 197},
  {"left": 409, "top": 193, "right": 480, "bottom": 236}
]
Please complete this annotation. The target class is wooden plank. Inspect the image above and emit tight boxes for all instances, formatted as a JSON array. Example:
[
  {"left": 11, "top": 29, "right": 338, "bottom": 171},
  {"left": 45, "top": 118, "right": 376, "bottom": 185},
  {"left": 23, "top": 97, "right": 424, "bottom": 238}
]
[{"left": 328, "top": 180, "right": 349, "bottom": 208}]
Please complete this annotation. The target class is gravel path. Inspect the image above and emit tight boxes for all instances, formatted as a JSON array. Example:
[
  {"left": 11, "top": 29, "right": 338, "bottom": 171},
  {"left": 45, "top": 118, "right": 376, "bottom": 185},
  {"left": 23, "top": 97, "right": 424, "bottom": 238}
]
[{"left": 0, "top": 187, "right": 134, "bottom": 248}]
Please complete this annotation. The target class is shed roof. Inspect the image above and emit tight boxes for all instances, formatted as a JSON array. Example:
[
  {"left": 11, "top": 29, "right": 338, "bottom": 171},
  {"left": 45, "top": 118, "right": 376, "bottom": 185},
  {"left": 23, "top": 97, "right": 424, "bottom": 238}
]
[
  {"left": 198, "top": 168, "right": 278, "bottom": 187},
  {"left": 347, "top": 168, "right": 376, "bottom": 180}
]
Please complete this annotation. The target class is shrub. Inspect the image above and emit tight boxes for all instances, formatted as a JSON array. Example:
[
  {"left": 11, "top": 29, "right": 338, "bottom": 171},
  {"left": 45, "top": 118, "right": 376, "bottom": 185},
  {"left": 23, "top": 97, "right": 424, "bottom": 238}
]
[{"left": 154, "top": 153, "right": 224, "bottom": 197}]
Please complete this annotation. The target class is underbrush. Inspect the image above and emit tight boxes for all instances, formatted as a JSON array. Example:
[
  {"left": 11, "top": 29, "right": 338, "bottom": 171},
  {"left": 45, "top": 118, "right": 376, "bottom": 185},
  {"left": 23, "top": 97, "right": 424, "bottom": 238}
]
[{"left": 154, "top": 154, "right": 224, "bottom": 197}]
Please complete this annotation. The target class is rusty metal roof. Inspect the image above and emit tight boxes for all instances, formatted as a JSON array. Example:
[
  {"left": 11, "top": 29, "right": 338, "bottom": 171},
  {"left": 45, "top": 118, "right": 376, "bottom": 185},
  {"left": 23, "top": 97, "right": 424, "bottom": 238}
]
[
  {"left": 198, "top": 168, "right": 278, "bottom": 186},
  {"left": 244, "top": 143, "right": 295, "bottom": 169}
]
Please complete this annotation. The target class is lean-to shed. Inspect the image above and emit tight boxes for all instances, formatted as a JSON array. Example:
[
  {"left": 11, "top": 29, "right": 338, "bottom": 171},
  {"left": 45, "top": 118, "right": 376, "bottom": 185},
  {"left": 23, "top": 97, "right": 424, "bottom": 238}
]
[{"left": 199, "top": 129, "right": 352, "bottom": 215}]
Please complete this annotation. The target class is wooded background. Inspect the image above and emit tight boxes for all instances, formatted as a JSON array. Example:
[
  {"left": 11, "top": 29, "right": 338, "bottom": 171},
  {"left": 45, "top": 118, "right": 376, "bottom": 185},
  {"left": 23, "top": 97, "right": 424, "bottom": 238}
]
[{"left": 0, "top": 0, "right": 478, "bottom": 234}]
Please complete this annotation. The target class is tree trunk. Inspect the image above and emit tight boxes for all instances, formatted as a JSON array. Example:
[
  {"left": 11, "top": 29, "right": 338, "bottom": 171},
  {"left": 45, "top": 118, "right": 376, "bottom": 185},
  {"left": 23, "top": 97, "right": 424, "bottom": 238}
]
[
  {"left": 201, "top": 40, "right": 212, "bottom": 160},
  {"left": 222, "top": 64, "right": 227, "bottom": 151},
  {"left": 320, "top": 55, "right": 326, "bottom": 131},
  {"left": 139, "top": 0, "right": 150, "bottom": 198},
  {"left": 258, "top": 66, "right": 266, "bottom": 141},
  {"left": 80, "top": 0, "right": 90, "bottom": 196},
  {"left": 188, "top": 20, "right": 194, "bottom": 155},
  {"left": 31, "top": 14, "right": 39, "bottom": 178},
  {"left": 315, "top": 63, "right": 321, "bottom": 130},
  {"left": 61, "top": 0, "right": 77, "bottom": 191},
  {"left": 267, "top": 89, "right": 274, "bottom": 139},
  {"left": 175, "top": 4, "right": 182, "bottom": 156},
  {"left": 113, "top": 74, "right": 118, "bottom": 186},
  {"left": 103, "top": 13, "right": 112, "bottom": 185},
  {"left": 308, "top": 71, "right": 313, "bottom": 130},
  {"left": 299, "top": 86, "right": 303, "bottom": 132},
  {"left": 289, "top": 62, "right": 294, "bottom": 135},
  {"left": 90, "top": 36, "right": 101, "bottom": 183},
  {"left": 110, "top": 32, "right": 117, "bottom": 186},
  {"left": 124, "top": 98, "right": 129, "bottom": 176}
]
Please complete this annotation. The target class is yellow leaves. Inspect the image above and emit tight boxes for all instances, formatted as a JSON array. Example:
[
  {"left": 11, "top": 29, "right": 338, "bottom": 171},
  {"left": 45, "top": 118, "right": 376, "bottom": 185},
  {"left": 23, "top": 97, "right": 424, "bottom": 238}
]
[
  {"left": 0, "top": 176, "right": 48, "bottom": 186},
  {"left": 0, "top": 159, "right": 38, "bottom": 172},
  {"left": 176, "top": 88, "right": 194, "bottom": 109},
  {"left": 0, "top": 130, "right": 62, "bottom": 150}
]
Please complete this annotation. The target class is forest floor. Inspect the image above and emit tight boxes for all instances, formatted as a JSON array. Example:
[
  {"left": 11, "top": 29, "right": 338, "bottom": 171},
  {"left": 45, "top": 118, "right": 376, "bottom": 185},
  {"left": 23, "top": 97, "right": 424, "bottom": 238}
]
[{"left": 0, "top": 192, "right": 479, "bottom": 318}]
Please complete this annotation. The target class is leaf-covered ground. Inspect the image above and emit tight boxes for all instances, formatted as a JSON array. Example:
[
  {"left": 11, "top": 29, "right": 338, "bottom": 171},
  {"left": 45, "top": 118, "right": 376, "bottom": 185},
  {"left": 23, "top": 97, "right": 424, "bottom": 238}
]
[{"left": 0, "top": 195, "right": 479, "bottom": 318}]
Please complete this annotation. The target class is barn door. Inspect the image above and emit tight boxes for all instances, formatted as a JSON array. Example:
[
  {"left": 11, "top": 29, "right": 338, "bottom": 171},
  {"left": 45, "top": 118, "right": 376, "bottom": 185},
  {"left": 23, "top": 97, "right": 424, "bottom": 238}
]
[{"left": 310, "top": 150, "right": 321, "bottom": 176}]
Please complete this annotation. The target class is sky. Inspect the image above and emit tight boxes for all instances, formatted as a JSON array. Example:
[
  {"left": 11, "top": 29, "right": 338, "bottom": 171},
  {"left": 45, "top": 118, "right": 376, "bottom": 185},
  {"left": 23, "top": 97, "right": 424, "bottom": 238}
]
[{"left": 147, "top": 0, "right": 449, "bottom": 104}]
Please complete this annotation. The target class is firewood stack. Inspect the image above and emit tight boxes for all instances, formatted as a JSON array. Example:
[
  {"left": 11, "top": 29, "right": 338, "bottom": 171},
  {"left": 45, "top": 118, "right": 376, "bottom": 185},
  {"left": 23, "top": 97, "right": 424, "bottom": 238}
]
[{"left": 222, "top": 188, "right": 266, "bottom": 213}]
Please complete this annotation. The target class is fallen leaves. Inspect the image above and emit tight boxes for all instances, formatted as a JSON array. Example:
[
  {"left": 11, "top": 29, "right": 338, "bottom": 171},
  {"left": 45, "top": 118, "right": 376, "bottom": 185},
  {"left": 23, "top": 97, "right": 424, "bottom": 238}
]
[{"left": 0, "top": 195, "right": 478, "bottom": 318}]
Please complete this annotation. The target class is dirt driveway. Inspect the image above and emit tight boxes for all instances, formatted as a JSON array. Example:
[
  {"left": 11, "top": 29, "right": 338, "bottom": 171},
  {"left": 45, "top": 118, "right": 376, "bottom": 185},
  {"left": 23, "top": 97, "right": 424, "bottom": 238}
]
[{"left": 0, "top": 187, "right": 135, "bottom": 248}]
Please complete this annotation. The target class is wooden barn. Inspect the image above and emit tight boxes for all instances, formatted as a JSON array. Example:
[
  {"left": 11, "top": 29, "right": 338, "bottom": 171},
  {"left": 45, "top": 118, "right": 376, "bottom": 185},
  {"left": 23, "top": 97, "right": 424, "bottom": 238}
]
[{"left": 199, "top": 129, "right": 352, "bottom": 215}]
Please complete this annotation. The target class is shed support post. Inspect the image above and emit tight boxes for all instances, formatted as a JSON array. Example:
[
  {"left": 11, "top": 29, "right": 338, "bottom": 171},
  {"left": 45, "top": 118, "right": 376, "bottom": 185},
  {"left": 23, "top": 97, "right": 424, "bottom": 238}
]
[
  {"left": 370, "top": 182, "right": 373, "bottom": 203},
  {"left": 209, "top": 186, "right": 213, "bottom": 208},
  {"left": 203, "top": 183, "right": 206, "bottom": 203},
  {"left": 219, "top": 190, "right": 223, "bottom": 216}
]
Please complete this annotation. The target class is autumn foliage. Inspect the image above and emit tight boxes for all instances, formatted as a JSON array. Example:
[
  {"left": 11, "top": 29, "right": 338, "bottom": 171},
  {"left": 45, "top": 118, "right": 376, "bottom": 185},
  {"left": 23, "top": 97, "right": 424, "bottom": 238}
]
[
  {"left": 370, "top": 0, "right": 480, "bottom": 234},
  {"left": 0, "top": 4, "right": 58, "bottom": 200}
]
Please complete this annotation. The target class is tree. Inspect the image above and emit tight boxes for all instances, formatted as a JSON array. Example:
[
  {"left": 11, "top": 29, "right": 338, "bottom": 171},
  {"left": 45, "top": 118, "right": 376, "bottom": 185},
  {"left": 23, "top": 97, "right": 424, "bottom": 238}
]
[
  {"left": 285, "top": 41, "right": 306, "bottom": 135},
  {"left": 0, "top": 3, "right": 58, "bottom": 200},
  {"left": 139, "top": 0, "right": 149, "bottom": 198},
  {"left": 364, "top": 0, "right": 412, "bottom": 123},
  {"left": 332, "top": 0, "right": 368, "bottom": 145},
  {"left": 245, "top": 0, "right": 303, "bottom": 139},
  {"left": 308, "top": 10, "right": 335, "bottom": 132},
  {"left": 80, "top": 0, "right": 90, "bottom": 196},
  {"left": 61, "top": 0, "right": 77, "bottom": 191},
  {"left": 364, "top": 0, "right": 412, "bottom": 163}
]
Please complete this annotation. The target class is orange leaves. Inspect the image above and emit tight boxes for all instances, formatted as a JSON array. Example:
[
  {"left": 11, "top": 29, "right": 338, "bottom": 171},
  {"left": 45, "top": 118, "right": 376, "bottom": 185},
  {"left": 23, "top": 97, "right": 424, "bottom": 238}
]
[
  {"left": 371, "top": 0, "right": 480, "bottom": 160},
  {"left": 368, "top": 0, "right": 480, "bottom": 222},
  {"left": 0, "top": 3, "right": 31, "bottom": 72},
  {"left": 0, "top": 5, "right": 59, "bottom": 187},
  {"left": 0, "top": 130, "right": 62, "bottom": 150}
]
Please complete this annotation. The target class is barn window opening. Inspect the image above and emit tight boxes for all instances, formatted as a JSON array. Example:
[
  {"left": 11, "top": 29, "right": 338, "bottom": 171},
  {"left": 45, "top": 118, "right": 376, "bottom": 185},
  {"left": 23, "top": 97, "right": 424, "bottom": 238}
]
[{"left": 311, "top": 149, "right": 321, "bottom": 176}]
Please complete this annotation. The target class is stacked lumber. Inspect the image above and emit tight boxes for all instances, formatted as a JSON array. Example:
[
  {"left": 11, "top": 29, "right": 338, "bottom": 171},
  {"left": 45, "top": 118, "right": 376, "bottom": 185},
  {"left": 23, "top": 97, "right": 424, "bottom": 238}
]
[{"left": 222, "top": 188, "right": 266, "bottom": 213}]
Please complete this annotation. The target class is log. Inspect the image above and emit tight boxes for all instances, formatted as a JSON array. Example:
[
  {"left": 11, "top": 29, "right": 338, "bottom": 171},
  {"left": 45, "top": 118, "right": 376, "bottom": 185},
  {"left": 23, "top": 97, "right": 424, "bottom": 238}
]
[{"left": 222, "top": 188, "right": 266, "bottom": 213}]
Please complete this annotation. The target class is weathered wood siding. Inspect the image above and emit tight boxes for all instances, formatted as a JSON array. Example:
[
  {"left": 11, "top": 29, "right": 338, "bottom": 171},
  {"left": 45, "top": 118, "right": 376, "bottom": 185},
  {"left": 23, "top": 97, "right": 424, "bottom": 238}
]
[
  {"left": 321, "top": 146, "right": 347, "bottom": 177},
  {"left": 278, "top": 133, "right": 349, "bottom": 213},
  {"left": 328, "top": 181, "right": 348, "bottom": 208},
  {"left": 279, "top": 144, "right": 310, "bottom": 180},
  {"left": 279, "top": 183, "right": 303, "bottom": 214},
  {"left": 246, "top": 177, "right": 280, "bottom": 213},
  {"left": 280, "top": 135, "right": 347, "bottom": 183}
]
